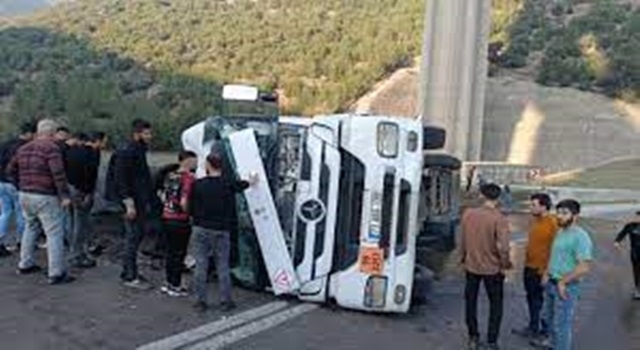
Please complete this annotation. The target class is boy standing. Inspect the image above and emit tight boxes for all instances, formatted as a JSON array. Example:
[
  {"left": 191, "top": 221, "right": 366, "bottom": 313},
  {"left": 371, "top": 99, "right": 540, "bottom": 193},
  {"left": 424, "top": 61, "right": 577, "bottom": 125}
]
[
  {"left": 159, "top": 151, "right": 196, "bottom": 296},
  {"left": 189, "top": 154, "right": 255, "bottom": 312}
]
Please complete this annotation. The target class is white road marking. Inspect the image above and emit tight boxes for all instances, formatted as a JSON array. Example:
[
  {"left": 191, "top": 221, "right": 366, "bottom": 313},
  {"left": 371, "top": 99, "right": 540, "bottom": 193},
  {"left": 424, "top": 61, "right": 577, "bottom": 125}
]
[
  {"left": 137, "top": 301, "right": 289, "bottom": 350},
  {"left": 184, "top": 303, "right": 319, "bottom": 350}
]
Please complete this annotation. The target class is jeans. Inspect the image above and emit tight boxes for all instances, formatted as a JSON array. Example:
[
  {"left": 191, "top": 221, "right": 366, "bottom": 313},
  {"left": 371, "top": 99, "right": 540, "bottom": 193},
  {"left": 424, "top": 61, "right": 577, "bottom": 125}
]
[
  {"left": 193, "top": 227, "right": 232, "bottom": 304},
  {"left": 18, "top": 192, "right": 66, "bottom": 278},
  {"left": 631, "top": 249, "right": 640, "bottom": 289},
  {"left": 0, "top": 182, "right": 24, "bottom": 245},
  {"left": 68, "top": 186, "right": 93, "bottom": 263},
  {"left": 465, "top": 272, "right": 505, "bottom": 344},
  {"left": 164, "top": 220, "right": 191, "bottom": 287},
  {"left": 121, "top": 212, "right": 146, "bottom": 282},
  {"left": 524, "top": 267, "right": 547, "bottom": 334},
  {"left": 542, "top": 281, "right": 580, "bottom": 350}
]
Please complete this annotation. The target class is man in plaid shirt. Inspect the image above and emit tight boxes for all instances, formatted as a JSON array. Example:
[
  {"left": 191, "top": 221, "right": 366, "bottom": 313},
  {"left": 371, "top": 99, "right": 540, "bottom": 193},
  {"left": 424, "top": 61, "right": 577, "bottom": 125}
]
[{"left": 7, "top": 119, "right": 74, "bottom": 285}]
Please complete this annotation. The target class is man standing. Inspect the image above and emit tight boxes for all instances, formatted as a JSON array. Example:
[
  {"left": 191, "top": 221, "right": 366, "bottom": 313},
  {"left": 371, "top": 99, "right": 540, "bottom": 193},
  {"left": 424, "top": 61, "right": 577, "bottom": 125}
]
[
  {"left": 65, "top": 133, "right": 99, "bottom": 268},
  {"left": 513, "top": 193, "right": 558, "bottom": 339},
  {"left": 106, "top": 119, "right": 154, "bottom": 290},
  {"left": 613, "top": 211, "right": 640, "bottom": 299},
  {"left": 0, "top": 121, "right": 36, "bottom": 256},
  {"left": 7, "top": 119, "right": 74, "bottom": 285},
  {"left": 460, "top": 183, "right": 512, "bottom": 350},
  {"left": 190, "top": 154, "right": 255, "bottom": 312},
  {"left": 531, "top": 199, "right": 594, "bottom": 350}
]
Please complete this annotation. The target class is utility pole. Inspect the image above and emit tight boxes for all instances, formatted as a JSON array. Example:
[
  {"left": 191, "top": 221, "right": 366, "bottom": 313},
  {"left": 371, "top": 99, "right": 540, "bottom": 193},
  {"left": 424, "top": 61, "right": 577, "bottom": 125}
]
[{"left": 419, "top": 0, "right": 492, "bottom": 161}]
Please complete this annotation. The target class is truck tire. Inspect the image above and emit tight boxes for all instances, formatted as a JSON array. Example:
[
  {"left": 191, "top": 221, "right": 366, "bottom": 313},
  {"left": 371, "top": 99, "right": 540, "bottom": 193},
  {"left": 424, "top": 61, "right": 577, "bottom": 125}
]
[
  {"left": 411, "top": 264, "right": 434, "bottom": 306},
  {"left": 423, "top": 154, "right": 461, "bottom": 170}
]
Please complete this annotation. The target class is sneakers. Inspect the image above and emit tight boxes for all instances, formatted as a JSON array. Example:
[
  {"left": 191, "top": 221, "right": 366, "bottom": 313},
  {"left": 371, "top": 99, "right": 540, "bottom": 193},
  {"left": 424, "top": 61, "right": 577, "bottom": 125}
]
[
  {"left": 484, "top": 343, "right": 500, "bottom": 350},
  {"left": 220, "top": 301, "right": 237, "bottom": 312},
  {"left": 49, "top": 273, "right": 76, "bottom": 285},
  {"left": 530, "top": 336, "right": 553, "bottom": 349},
  {"left": 0, "top": 244, "right": 11, "bottom": 258},
  {"left": 6, "top": 243, "right": 20, "bottom": 252},
  {"left": 122, "top": 277, "right": 153, "bottom": 290},
  {"left": 161, "top": 284, "right": 188, "bottom": 297},
  {"left": 193, "top": 301, "right": 209, "bottom": 313},
  {"left": 72, "top": 258, "right": 97, "bottom": 269},
  {"left": 633, "top": 289, "right": 640, "bottom": 300},
  {"left": 17, "top": 265, "right": 43, "bottom": 275},
  {"left": 192, "top": 300, "right": 235, "bottom": 313}
]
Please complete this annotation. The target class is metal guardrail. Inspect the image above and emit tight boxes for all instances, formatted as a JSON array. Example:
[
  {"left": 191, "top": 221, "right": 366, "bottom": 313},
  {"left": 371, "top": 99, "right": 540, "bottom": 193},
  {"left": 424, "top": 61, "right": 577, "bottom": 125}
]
[{"left": 461, "top": 161, "right": 545, "bottom": 186}]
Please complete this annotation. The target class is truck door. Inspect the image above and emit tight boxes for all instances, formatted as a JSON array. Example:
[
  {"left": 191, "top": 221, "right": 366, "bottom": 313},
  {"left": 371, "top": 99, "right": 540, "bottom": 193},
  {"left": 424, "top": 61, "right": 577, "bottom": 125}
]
[{"left": 227, "top": 129, "right": 300, "bottom": 295}]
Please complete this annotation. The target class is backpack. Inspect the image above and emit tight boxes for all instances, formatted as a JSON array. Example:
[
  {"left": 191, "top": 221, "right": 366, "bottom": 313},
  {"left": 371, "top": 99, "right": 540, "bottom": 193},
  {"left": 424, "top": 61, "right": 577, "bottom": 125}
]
[{"left": 161, "top": 170, "right": 185, "bottom": 215}]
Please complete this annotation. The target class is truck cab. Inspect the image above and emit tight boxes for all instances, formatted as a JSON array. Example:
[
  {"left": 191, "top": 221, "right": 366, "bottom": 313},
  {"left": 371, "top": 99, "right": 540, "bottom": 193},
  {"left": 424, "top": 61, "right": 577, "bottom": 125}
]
[{"left": 181, "top": 84, "right": 459, "bottom": 313}]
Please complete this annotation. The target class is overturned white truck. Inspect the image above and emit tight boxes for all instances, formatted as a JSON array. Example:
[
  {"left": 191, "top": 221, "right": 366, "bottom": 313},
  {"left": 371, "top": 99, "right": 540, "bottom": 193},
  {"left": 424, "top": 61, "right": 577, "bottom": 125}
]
[{"left": 181, "top": 85, "right": 459, "bottom": 313}]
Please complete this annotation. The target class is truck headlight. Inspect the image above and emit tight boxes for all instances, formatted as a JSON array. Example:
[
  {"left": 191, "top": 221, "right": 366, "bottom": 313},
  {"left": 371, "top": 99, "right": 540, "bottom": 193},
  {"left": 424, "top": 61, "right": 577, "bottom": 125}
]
[
  {"left": 364, "top": 276, "right": 388, "bottom": 308},
  {"left": 377, "top": 123, "right": 399, "bottom": 158}
]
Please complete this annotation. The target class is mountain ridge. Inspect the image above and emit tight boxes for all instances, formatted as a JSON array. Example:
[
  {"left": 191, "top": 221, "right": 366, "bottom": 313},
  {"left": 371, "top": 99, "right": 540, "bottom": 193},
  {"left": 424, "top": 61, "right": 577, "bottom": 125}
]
[{"left": 0, "top": 0, "right": 637, "bottom": 151}]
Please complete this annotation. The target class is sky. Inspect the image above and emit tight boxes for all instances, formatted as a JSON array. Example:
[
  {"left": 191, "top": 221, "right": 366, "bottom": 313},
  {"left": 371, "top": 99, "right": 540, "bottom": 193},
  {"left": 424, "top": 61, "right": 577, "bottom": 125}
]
[{"left": 0, "top": 0, "right": 54, "bottom": 16}]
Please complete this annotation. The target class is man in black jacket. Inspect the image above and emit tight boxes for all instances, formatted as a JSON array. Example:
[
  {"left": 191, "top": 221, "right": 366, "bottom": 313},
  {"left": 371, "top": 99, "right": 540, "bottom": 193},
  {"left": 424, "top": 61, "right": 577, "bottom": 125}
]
[
  {"left": 65, "top": 133, "right": 99, "bottom": 268},
  {"left": 190, "top": 154, "right": 256, "bottom": 312},
  {"left": 615, "top": 211, "right": 640, "bottom": 300},
  {"left": 106, "top": 119, "right": 154, "bottom": 290},
  {"left": 0, "top": 121, "right": 36, "bottom": 256}
]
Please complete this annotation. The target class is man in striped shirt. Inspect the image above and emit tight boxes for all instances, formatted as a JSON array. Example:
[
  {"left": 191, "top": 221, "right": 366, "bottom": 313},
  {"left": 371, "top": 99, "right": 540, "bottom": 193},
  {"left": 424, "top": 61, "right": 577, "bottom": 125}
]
[{"left": 7, "top": 119, "right": 74, "bottom": 285}]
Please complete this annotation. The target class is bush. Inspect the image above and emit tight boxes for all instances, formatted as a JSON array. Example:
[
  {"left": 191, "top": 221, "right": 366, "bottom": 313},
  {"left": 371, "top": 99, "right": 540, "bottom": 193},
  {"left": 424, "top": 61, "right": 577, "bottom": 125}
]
[
  {"left": 537, "top": 2, "right": 639, "bottom": 101},
  {"left": 496, "top": 0, "right": 551, "bottom": 69}
]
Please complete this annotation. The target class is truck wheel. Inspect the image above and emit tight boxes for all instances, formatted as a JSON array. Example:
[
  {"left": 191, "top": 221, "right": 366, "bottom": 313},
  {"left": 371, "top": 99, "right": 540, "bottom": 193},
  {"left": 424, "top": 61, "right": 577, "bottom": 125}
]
[
  {"left": 411, "top": 264, "right": 435, "bottom": 306},
  {"left": 423, "top": 154, "right": 461, "bottom": 170}
]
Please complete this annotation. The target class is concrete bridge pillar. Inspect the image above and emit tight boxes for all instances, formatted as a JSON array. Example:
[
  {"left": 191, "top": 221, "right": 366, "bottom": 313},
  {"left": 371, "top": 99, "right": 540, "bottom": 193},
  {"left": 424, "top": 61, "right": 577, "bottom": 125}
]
[{"left": 419, "top": 0, "right": 492, "bottom": 161}]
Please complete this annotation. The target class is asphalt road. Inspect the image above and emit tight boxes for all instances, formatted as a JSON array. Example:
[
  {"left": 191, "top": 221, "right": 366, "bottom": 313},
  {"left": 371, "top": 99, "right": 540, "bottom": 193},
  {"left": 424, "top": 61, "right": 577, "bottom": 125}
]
[{"left": 0, "top": 214, "right": 638, "bottom": 350}]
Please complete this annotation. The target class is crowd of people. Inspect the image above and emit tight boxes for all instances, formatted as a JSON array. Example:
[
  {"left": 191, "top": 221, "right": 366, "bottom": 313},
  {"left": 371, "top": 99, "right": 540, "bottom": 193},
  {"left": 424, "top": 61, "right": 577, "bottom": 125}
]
[
  {"left": 2, "top": 117, "right": 638, "bottom": 349},
  {"left": 461, "top": 184, "right": 594, "bottom": 350},
  {"left": 0, "top": 118, "right": 256, "bottom": 312}
]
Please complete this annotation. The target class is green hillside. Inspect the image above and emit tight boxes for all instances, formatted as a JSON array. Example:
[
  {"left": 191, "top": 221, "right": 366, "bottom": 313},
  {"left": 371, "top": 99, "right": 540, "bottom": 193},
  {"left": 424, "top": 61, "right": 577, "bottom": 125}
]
[
  {"left": 496, "top": 0, "right": 639, "bottom": 100},
  {"left": 9, "top": 0, "right": 430, "bottom": 113},
  {"left": 0, "top": 0, "right": 637, "bottom": 150}
]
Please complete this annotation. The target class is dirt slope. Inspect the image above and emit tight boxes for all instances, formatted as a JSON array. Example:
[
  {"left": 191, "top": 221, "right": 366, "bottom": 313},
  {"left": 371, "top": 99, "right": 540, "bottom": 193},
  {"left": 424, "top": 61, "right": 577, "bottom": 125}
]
[{"left": 351, "top": 67, "right": 640, "bottom": 173}]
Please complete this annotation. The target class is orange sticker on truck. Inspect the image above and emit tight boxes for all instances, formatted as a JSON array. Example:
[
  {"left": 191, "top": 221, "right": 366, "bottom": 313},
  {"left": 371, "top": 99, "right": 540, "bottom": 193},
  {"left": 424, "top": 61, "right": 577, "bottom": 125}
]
[{"left": 359, "top": 246, "right": 384, "bottom": 275}]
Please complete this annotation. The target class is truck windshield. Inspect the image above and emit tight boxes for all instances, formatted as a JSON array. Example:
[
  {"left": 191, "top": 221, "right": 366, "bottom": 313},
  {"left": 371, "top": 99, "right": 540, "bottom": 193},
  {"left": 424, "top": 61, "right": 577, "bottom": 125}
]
[{"left": 333, "top": 151, "right": 365, "bottom": 272}]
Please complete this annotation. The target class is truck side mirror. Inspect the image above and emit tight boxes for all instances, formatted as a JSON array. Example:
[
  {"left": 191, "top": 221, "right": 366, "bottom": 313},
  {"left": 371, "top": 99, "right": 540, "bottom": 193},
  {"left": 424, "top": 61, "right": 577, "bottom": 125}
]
[{"left": 423, "top": 126, "right": 446, "bottom": 150}]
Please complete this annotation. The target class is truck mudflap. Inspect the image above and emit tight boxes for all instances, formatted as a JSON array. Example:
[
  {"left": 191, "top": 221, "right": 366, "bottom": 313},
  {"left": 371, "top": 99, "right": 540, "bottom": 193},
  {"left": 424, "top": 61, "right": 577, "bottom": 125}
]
[{"left": 227, "top": 129, "right": 301, "bottom": 295}]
